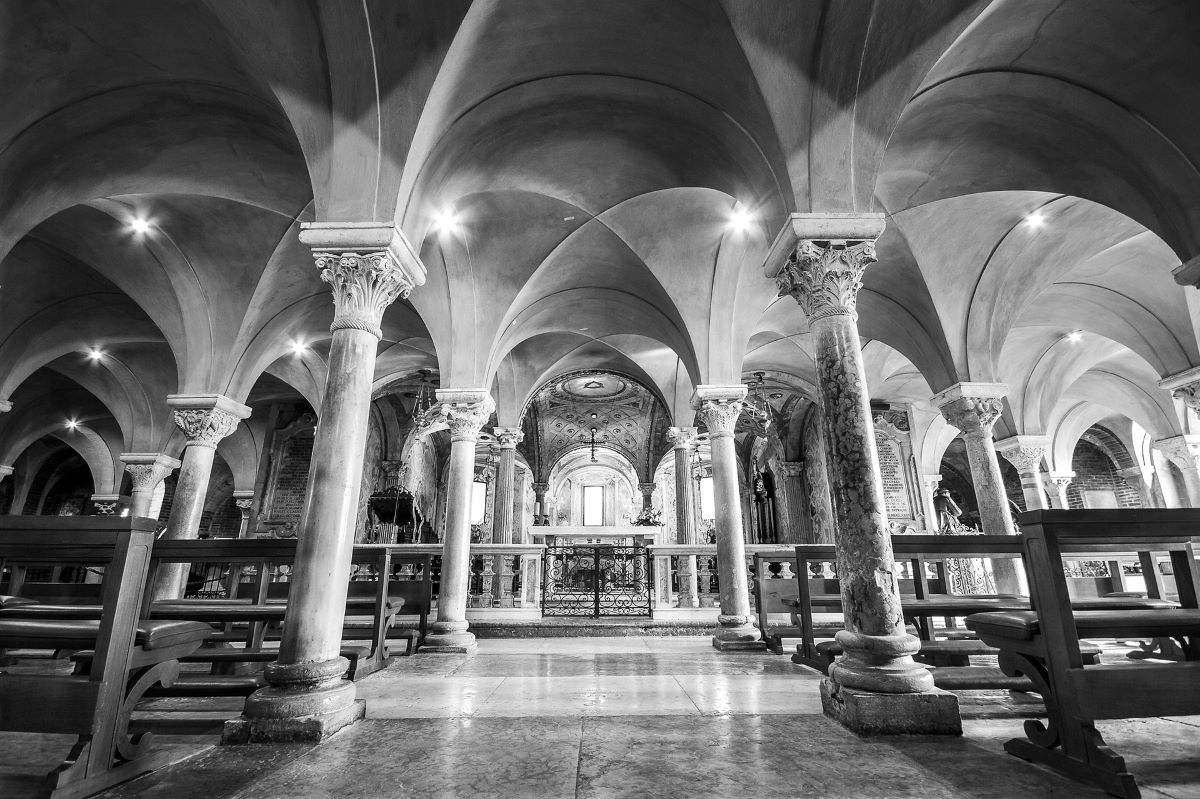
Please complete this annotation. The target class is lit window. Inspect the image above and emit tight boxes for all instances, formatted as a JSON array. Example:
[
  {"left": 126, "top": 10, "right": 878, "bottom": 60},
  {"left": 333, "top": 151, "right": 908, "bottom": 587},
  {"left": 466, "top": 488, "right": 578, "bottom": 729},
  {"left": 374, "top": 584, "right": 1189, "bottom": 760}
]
[
  {"left": 699, "top": 477, "right": 715, "bottom": 520},
  {"left": 470, "top": 481, "right": 487, "bottom": 525},
  {"left": 583, "top": 485, "right": 604, "bottom": 526}
]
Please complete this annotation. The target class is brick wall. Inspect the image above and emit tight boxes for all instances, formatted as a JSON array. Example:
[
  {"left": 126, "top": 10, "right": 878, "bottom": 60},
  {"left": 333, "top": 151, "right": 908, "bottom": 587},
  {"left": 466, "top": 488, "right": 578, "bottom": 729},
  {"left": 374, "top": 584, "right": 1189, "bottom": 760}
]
[
  {"left": 271, "top": 433, "right": 315, "bottom": 524},
  {"left": 1066, "top": 440, "right": 1141, "bottom": 509}
]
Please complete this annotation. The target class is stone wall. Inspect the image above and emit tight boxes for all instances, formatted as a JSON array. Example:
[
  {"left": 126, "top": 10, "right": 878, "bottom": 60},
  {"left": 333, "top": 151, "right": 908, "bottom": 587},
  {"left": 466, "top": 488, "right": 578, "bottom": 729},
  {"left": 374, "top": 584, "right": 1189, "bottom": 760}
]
[{"left": 1066, "top": 439, "right": 1141, "bottom": 509}]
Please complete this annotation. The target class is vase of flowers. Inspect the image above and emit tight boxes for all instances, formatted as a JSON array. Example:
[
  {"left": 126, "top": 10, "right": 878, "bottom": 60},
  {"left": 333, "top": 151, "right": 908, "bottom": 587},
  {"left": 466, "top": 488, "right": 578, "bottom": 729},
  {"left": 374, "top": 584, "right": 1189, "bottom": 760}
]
[{"left": 632, "top": 507, "right": 662, "bottom": 527}]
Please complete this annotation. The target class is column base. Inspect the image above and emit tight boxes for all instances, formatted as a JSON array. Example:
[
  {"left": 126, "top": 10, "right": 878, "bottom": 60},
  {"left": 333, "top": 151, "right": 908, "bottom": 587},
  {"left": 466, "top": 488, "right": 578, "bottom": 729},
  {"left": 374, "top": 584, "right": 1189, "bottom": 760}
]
[
  {"left": 421, "top": 622, "right": 478, "bottom": 654},
  {"left": 820, "top": 678, "right": 961, "bottom": 736},
  {"left": 222, "top": 657, "right": 363, "bottom": 744},
  {"left": 711, "top": 619, "right": 766, "bottom": 652},
  {"left": 222, "top": 698, "right": 365, "bottom": 744}
]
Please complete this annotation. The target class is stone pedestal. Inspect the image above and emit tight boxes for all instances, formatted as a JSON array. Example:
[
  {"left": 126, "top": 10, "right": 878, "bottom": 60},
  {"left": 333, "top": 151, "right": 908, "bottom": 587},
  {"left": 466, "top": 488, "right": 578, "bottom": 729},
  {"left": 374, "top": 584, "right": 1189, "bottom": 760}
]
[
  {"left": 667, "top": 427, "right": 700, "bottom": 608},
  {"left": 225, "top": 222, "right": 424, "bottom": 744},
  {"left": 996, "top": 436, "right": 1051, "bottom": 511},
  {"left": 120, "top": 453, "right": 181, "bottom": 518},
  {"left": 155, "top": 394, "right": 250, "bottom": 600},
  {"left": 422, "top": 390, "right": 493, "bottom": 654},
  {"left": 693, "top": 390, "right": 764, "bottom": 651},
  {"left": 768, "top": 213, "right": 954, "bottom": 733}
]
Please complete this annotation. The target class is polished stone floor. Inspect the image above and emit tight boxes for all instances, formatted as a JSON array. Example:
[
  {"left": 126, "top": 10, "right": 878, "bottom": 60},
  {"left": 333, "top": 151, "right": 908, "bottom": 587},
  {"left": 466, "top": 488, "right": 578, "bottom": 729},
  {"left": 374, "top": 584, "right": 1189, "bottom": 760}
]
[{"left": 3, "top": 637, "right": 1199, "bottom": 798}]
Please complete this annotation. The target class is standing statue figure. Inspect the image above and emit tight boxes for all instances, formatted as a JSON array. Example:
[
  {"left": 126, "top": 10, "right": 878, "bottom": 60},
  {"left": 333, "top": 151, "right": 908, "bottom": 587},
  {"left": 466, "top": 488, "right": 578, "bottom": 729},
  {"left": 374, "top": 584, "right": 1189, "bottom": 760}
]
[{"left": 932, "top": 488, "right": 962, "bottom": 533}]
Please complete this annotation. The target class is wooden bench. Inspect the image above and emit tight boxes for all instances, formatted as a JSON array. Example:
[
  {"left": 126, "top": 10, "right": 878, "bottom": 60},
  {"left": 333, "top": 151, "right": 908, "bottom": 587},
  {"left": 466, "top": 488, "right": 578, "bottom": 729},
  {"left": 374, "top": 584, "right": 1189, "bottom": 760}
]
[
  {"left": 0, "top": 517, "right": 212, "bottom": 799},
  {"left": 966, "top": 509, "right": 1200, "bottom": 799}
]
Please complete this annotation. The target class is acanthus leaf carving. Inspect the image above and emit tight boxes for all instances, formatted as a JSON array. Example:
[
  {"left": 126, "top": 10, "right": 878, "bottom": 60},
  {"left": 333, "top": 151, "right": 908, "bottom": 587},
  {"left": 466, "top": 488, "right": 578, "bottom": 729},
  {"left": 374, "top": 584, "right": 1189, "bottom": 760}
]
[
  {"left": 775, "top": 239, "right": 877, "bottom": 322},
  {"left": 315, "top": 251, "right": 415, "bottom": 338}
]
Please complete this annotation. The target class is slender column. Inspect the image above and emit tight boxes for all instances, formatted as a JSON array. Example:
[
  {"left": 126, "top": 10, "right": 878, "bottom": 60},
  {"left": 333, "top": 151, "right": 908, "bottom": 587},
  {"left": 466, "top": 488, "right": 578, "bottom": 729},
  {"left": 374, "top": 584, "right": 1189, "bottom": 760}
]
[
  {"left": 1117, "top": 466, "right": 1156, "bottom": 508},
  {"left": 996, "top": 436, "right": 1051, "bottom": 511},
  {"left": 694, "top": 387, "right": 764, "bottom": 651},
  {"left": 1046, "top": 471, "right": 1075, "bottom": 509},
  {"left": 234, "top": 490, "right": 255, "bottom": 537},
  {"left": 154, "top": 395, "right": 250, "bottom": 599},
  {"left": 922, "top": 474, "right": 942, "bottom": 531},
  {"left": 769, "top": 213, "right": 956, "bottom": 734},
  {"left": 667, "top": 427, "right": 700, "bottom": 608},
  {"left": 490, "top": 428, "right": 521, "bottom": 545},
  {"left": 638, "top": 482, "right": 656, "bottom": 513},
  {"left": 512, "top": 468, "right": 528, "bottom": 543},
  {"left": 532, "top": 482, "right": 549, "bottom": 525},
  {"left": 120, "top": 453, "right": 181, "bottom": 518},
  {"left": 90, "top": 494, "right": 120, "bottom": 515},
  {"left": 1155, "top": 436, "right": 1200, "bottom": 507},
  {"left": 421, "top": 390, "right": 492, "bottom": 653},
  {"left": 227, "top": 222, "right": 424, "bottom": 744},
  {"left": 773, "top": 461, "right": 806, "bottom": 544}
]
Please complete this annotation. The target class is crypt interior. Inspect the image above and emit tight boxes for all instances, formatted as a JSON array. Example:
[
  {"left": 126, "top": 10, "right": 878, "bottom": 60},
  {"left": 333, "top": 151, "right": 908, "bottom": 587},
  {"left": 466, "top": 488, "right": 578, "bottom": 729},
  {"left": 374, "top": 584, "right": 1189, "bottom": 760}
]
[{"left": 2, "top": 1, "right": 1200, "bottom": 798}]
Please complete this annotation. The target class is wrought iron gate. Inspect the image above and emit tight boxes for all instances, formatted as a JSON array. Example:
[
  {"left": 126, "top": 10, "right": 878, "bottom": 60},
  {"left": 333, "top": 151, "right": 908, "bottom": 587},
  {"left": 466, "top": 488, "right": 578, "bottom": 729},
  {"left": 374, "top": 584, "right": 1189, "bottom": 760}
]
[{"left": 542, "top": 544, "right": 652, "bottom": 617}]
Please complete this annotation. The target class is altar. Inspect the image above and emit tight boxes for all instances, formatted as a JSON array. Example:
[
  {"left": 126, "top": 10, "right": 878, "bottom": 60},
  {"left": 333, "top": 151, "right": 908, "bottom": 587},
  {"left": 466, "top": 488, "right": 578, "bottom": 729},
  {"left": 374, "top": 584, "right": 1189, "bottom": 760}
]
[{"left": 529, "top": 525, "right": 665, "bottom": 547}]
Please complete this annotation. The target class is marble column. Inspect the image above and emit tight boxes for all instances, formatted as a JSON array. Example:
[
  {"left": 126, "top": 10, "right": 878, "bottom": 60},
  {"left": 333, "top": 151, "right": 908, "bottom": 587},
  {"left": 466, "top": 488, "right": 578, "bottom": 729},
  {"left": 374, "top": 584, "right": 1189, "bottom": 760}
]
[
  {"left": 155, "top": 394, "right": 250, "bottom": 600},
  {"left": 693, "top": 387, "right": 763, "bottom": 651},
  {"left": 234, "top": 490, "right": 255, "bottom": 537},
  {"left": 532, "top": 482, "right": 549, "bottom": 525},
  {"left": 996, "top": 436, "right": 1051, "bottom": 511},
  {"left": 512, "top": 468, "right": 528, "bottom": 543},
  {"left": 667, "top": 426, "right": 700, "bottom": 608},
  {"left": 491, "top": 428, "right": 522, "bottom": 545},
  {"left": 120, "top": 453, "right": 181, "bottom": 518},
  {"left": 772, "top": 461, "right": 806, "bottom": 544},
  {"left": 90, "top": 494, "right": 120, "bottom": 516},
  {"left": 768, "top": 213, "right": 956, "bottom": 734},
  {"left": 227, "top": 223, "right": 424, "bottom": 744},
  {"left": 1046, "top": 471, "right": 1075, "bottom": 509},
  {"left": 1149, "top": 448, "right": 1182, "bottom": 508},
  {"left": 1117, "top": 466, "right": 1156, "bottom": 508},
  {"left": 423, "top": 390, "right": 493, "bottom": 654},
  {"left": 1155, "top": 435, "right": 1200, "bottom": 506},
  {"left": 922, "top": 474, "right": 943, "bottom": 531}
]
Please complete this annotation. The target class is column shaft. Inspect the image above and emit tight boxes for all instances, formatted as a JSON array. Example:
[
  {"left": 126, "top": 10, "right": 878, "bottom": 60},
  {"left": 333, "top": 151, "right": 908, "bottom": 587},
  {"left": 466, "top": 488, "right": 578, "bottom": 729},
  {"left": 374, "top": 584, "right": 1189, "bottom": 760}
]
[
  {"left": 155, "top": 445, "right": 216, "bottom": 599},
  {"left": 491, "top": 431, "right": 519, "bottom": 544},
  {"left": 668, "top": 428, "right": 699, "bottom": 609}
]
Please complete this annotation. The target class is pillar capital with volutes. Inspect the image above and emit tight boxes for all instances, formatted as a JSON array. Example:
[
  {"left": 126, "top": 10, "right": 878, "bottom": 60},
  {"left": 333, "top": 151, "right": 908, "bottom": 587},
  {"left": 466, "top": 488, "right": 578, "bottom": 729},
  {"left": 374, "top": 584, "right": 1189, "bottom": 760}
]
[
  {"left": 167, "top": 394, "right": 251, "bottom": 449},
  {"left": 437, "top": 389, "right": 494, "bottom": 443},
  {"left": 931, "top": 383, "right": 1008, "bottom": 438},
  {"left": 299, "top": 222, "right": 426, "bottom": 339},
  {"left": 691, "top": 385, "right": 747, "bottom": 439},
  {"left": 995, "top": 435, "right": 1051, "bottom": 475},
  {"left": 493, "top": 427, "right": 523, "bottom": 449}
]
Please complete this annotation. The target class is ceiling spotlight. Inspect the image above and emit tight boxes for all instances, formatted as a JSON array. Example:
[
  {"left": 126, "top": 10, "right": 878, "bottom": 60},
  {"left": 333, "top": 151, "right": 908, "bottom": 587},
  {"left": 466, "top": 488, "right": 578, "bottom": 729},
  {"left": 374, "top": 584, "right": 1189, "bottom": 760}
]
[
  {"left": 65, "top": 419, "right": 78, "bottom": 430},
  {"left": 128, "top": 217, "right": 152, "bottom": 236},
  {"left": 87, "top": 347, "right": 103, "bottom": 361},
  {"left": 290, "top": 340, "right": 307, "bottom": 356},
  {"left": 1025, "top": 210, "right": 1046, "bottom": 229},
  {"left": 433, "top": 207, "right": 461, "bottom": 236},
  {"left": 728, "top": 203, "right": 754, "bottom": 233},
  {"left": 1066, "top": 331, "right": 1083, "bottom": 343}
]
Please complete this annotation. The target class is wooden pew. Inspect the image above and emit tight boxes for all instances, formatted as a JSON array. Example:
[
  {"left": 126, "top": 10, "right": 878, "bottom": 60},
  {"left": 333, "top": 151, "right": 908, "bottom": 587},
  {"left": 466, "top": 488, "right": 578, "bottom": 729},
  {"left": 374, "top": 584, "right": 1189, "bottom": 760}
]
[
  {"left": 966, "top": 509, "right": 1200, "bottom": 799},
  {"left": 0, "top": 517, "right": 212, "bottom": 799}
]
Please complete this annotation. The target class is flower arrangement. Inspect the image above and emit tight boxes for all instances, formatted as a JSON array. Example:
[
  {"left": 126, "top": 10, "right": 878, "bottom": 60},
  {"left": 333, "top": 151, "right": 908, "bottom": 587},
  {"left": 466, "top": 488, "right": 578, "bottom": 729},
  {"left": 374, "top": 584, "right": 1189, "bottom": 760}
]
[{"left": 632, "top": 507, "right": 662, "bottom": 526}]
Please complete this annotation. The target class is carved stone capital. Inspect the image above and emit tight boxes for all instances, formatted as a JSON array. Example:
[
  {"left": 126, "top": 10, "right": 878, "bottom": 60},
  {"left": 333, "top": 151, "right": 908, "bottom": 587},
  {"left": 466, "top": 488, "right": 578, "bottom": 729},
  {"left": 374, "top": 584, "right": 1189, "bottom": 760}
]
[
  {"left": 93, "top": 501, "right": 118, "bottom": 515},
  {"left": 1047, "top": 471, "right": 1076, "bottom": 489},
  {"left": 1155, "top": 435, "right": 1200, "bottom": 470},
  {"left": 1158, "top": 366, "right": 1200, "bottom": 414},
  {"left": 995, "top": 436, "right": 1050, "bottom": 475},
  {"left": 923, "top": 473, "right": 943, "bottom": 491},
  {"left": 931, "top": 383, "right": 1008, "bottom": 437},
  {"left": 666, "top": 426, "right": 699, "bottom": 451},
  {"left": 437, "top": 389, "right": 494, "bottom": 443},
  {"left": 532, "top": 482, "right": 549, "bottom": 495},
  {"left": 692, "top": 386, "right": 748, "bottom": 439},
  {"left": 167, "top": 394, "right": 251, "bottom": 448},
  {"left": 120, "top": 453, "right": 181, "bottom": 492},
  {"left": 638, "top": 482, "right": 657, "bottom": 497},
  {"left": 775, "top": 238, "right": 878, "bottom": 322},
  {"left": 493, "top": 427, "right": 524, "bottom": 449}
]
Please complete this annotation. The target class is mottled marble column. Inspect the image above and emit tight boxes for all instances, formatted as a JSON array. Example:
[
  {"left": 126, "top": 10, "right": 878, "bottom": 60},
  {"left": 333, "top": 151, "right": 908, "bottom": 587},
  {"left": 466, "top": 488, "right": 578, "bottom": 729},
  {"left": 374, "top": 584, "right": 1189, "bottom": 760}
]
[
  {"left": 1155, "top": 436, "right": 1200, "bottom": 506},
  {"left": 120, "top": 453, "right": 181, "bottom": 518},
  {"left": 693, "top": 388, "right": 762, "bottom": 650},
  {"left": 996, "top": 436, "right": 1051, "bottom": 511},
  {"left": 768, "top": 213, "right": 956, "bottom": 734},
  {"left": 532, "top": 482, "right": 549, "bottom": 525},
  {"left": 667, "top": 426, "right": 700, "bottom": 608},
  {"left": 234, "top": 491, "right": 255, "bottom": 537},
  {"left": 1046, "top": 471, "right": 1075, "bottom": 509},
  {"left": 802, "top": 409, "right": 837, "bottom": 544},
  {"left": 228, "top": 223, "right": 424, "bottom": 744},
  {"left": 154, "top": 395, "right": 250, "bottom": 600},
  {"left": 491, "top": 428, "right": 522, "bottom": 545},
  {"left": 423, "top": 391, "right": 493, "bottom": 654},
  {"left": 772, "top": 461, "right": 806, "bottom": 544}
]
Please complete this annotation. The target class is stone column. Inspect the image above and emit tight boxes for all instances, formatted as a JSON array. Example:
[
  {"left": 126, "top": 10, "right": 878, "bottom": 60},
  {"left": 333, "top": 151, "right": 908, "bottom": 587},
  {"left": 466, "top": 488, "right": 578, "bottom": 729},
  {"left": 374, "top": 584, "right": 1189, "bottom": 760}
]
[
  {"left": 1155, "top": 436, "right": 1200, "bottom": 507},
  {"left": 1046, "top": 471, "right": 1075, "bottom": 509},
  {"left": 233, "top": 490, "right": 255, "bottom": 537},
  {"left": 491, "top": 428, "right": 522, "bottom": 545},
  {"left": 772, "top": 461, "right": 806, "bottom": 544},
  {"left": 90, "top": 494, "right": 120, "bottom": 515},
  {"left": 423, "top": 390, "right": 493, "bottom": 654},
  {"left": 996, "top": 436, "right": 1051, "bottom": 511},
  {"left": 638, "top": 482, "right": 656, "bottom": 513},
  {"left": 226, "top": 223, "right": 424, "bottom": 744},
  {"left": 666, "top": 427, "right": 700, "bottom": 608},
  {"left": 768, "top": 213, "right": 956, "bottom": 734},
  {"left": 532, "top": 482, "right": 549, "bottom": 525},
  {"left": 922, "top": 474, "right": 942, "bottom": 531},
  {"left": 694, "top": 387, "right": 764, "bottom": 651},
  {"left": 512, "top": 468, "right": 528, "bottom": 543},
  {"left": 154, "top": 394, "right": 250, "bottom": 600},
  {"left": 120, "top": 453, "right": 181, "bottom": 518}
]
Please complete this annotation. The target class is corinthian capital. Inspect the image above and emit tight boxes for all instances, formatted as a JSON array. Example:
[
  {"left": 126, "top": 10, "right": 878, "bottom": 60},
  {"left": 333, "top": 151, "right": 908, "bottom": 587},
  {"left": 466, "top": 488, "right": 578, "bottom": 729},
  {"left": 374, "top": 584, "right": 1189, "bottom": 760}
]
[
  {"left": 299, "top": 222, "right": 427, "bottom": 339},
  {"left": 493, "top": 427, "right": 524, "bottom": 449},
  {"left": 996, "top": 435, "right": 1050, "bottom": 475},
  {"left": 437, "top": 389, "right": 495, "bottom": 443},
  {"left": 168, "top": 394, "right": 251, "bottom": 448},
  {"left": 776, "top": 239, "right": 878, "bottom": 322},
  {"left": 930, "top": 382, "right": 1008, "bottom": 437},
  {"left": 120, "top": 453, "right": 181, "bottom": 492},
  {"left": 666, "top": 426, "right": 699, "bottom": 451},
  {"left": 692, "top": 385, "right": 748, "bottom": 438}
]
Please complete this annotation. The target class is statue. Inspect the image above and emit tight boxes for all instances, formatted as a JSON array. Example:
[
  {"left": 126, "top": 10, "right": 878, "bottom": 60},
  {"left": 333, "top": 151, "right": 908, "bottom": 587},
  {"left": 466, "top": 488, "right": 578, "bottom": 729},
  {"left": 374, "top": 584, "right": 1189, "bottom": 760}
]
[{"left": 933, "top": 488, "right": 962, "bottom": 533}]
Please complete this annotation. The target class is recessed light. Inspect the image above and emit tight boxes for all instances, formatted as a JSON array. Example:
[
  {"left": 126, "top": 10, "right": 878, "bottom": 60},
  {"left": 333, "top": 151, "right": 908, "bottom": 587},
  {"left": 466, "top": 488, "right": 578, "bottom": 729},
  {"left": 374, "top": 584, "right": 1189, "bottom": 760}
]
[
  {"left": 87, "top": 348, "right": 103, "bottom": 361},
  {"left": 728, "top": 203, "right": 754, "bottom": 233},
  {"left": 290, "top": 340, "right": 307, "bottom": 356},
  {"left": 1025, "top": 211, "right": 1045, "bottom": 229},
  {"left": 128, "top": 217, "right": 152, "bottom": 235},
  {"left": 433, "top": 207, "right": 461, "bottom": 236},
  {"left": 65, "top": 419, "right": 78, "bottom": 430},
  {"left": 1066, "top": 331, "right": 1082, "bottom": 343}
]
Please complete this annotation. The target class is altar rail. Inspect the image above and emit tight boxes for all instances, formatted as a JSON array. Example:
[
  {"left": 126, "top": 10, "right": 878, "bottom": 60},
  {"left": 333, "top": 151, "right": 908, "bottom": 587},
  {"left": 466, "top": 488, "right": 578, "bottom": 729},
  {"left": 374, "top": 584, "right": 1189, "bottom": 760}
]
[{"left": 647, "top": 544, "right": 791, "bottom": 616}]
